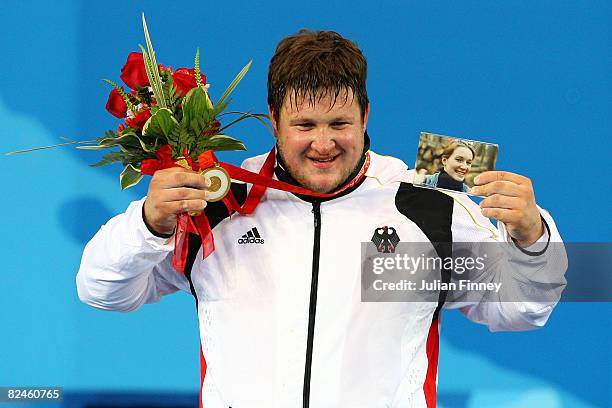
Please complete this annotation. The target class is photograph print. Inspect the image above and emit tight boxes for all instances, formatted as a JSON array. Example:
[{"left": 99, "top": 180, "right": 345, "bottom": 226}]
[{"left": 413, "top": 132, "right": 498, "bottom": 196}]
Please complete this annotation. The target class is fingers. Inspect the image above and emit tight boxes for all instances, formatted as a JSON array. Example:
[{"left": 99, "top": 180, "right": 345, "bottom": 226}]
[
  {"left": 473, "top": 171, "right": 543, "bottom": 245},
  {"left": 157, "top": 199, "right": 208, "bottom": 216},
  {"left": 157, "top": 187, "right": 209, "bottom": 203},
  {"left": 480, "top": 207, "right": 521, "bottom": 224},
  {"left": 143, "top": 196, "right": 207, "bottom": 236},
  {"left": 482, "top": 206, "right": 543, "bottom": 245},
  {"left": 153, "top": 188, "right": 209, "bottom": 215},
  {"left": 471, "top": 180, "right": 524, "bottom": 197},
  {"left": 152, "top": 167, "right": 211, "bottom": 190},
  {"left": 143, "top": 167, "right": 212, "bottom": 235},
  {"left": 479, "top": 194, "right": 522, "bottom": 210},
  {"left": 471, "top": 171, "right": 534, "bottom": 198},
  {"left": 473, "top": 171, "right": 531, "bottom": 186}
]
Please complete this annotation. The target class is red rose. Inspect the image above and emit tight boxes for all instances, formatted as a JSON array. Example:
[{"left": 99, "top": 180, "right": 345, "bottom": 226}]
[
  {"left": 173, "top": 68, "right": 206, "bottom": 96},
  {"left": 106, "top": 88, "right": 128, "bottom": 118},
  {"left": 120, "top": 52, "right": 150, "bottom": 89},
  {"left": 126, "top": 109, "right": 151, "bottom": 130}
]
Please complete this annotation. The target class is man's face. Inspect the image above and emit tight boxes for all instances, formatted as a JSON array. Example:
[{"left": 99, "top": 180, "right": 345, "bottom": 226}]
[{"left": 270, "top": 89, "right": 370, "bottom": 193}]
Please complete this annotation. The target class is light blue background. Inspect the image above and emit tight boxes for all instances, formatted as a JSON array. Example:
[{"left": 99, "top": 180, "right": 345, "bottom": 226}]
[{"left": 1, "top": 1, "right": 610, "bottom": 407}]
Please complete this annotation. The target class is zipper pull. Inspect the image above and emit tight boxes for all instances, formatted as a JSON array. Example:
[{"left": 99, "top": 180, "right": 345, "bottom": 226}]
[{"left": 312, "top": 202, "right": 320, "bottom": 228}]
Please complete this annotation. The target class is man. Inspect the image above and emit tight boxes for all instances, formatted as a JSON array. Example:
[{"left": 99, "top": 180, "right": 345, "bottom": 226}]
[{"left": 77, "top": 30, "right": 567, "bottom": 407}]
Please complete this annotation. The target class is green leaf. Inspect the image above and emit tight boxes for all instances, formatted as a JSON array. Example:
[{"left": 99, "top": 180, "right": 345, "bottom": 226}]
[
  {"left": 143, "top": 108, "right": 178, "bottom": 139},
  {"left": 213, "top": 97, "right": 231, "bottom": 116},
  {"left": 218, "top": 112, "right": 271, "bottom": 134},
  {"left": 77, "top": 144, "right": 115, "bottom": 150},
  {"left": 120, "top": 164, "right": 143, "bottom": 190},
  {"left": 7, "top": 139, "right": 97, "bottom": 155},
  {"left": 115, "top": 133, "right": 146, "bottom": 151},
  {"left": 199, "top": 134, "right": 246, "bottom": 152},
  {"left": 139, "top": 13, "right": 167, "bottom": 109},
  {"left": 182, "top": 87, "right": 213, "bottom": 128},
  {"left": 216, "top": 60, "right": 252, "bottom": 108},
  {"left": 205, "top": 91, "right": 214, "bottom": 110}
]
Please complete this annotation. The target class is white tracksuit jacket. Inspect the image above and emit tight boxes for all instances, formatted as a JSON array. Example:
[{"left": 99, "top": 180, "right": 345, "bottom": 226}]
[{"left": 76, "top": 150, "right": 568, "bottom": 408}]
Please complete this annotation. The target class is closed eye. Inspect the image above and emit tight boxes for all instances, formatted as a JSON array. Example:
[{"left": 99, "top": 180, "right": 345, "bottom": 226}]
[
  {"left": 295, "top": 122, "right": 315, "bottom": 130},
  {"left": 331, "top": 121, "right": 350, "bottom": 129}
]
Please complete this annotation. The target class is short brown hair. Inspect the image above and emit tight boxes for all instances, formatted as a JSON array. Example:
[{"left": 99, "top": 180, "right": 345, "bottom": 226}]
[{"left": 267, "top": 29, "right": 369, "bottom": 121}]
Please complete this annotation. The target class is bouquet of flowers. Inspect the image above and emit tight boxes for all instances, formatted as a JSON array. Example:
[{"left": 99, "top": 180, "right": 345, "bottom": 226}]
[
  {"left": 17, "top": 13, "right": 266, "bottom": 198},
  {"left": 9, "top": 14, "right": 268, "bottom": 271}
]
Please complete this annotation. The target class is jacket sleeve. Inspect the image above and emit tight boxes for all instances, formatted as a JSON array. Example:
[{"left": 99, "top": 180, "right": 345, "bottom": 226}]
[
  {"left": 76, "top": 197, "right": 191, "bottom": 312},
  {"left": 443, "top": 193, "right": 568, "bottom": 332}
]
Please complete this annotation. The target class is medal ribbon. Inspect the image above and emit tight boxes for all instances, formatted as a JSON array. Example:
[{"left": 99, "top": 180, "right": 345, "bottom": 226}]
[{"left": 141, "top": 145, "right": 371, "bottom": 272}]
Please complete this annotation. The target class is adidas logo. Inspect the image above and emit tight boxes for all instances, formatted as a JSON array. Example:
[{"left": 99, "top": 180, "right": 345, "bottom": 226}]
[{"left": 238, "top": 227, "right": 265, "bottom": 244}]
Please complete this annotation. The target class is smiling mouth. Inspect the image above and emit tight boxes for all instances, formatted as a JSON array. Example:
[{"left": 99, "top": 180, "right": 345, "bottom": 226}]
[{"left": 307, "top": 155, "right": 339, "bottom": 168}]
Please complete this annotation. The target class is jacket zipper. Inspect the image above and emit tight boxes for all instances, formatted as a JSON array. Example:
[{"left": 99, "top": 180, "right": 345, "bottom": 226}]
[{"left": 303, "top": 201, "right": 321, "bottom": 408}]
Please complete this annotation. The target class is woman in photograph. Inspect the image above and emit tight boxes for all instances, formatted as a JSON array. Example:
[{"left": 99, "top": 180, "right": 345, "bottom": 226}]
[{"left": 421, "top": 141, "right": 475, "bottom": 192}]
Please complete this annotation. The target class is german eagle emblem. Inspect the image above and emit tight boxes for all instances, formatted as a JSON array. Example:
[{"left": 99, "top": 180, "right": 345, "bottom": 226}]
[{"left": 371, "top": 226, "right": 400, "bottom": 253}]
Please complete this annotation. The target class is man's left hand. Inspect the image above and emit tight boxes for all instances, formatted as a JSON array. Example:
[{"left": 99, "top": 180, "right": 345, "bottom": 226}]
[{"left": 471, "top": 171, "right": 544, "bottom": 247}]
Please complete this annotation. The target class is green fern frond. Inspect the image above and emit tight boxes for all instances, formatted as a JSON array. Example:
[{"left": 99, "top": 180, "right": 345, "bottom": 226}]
[
  {"left": 167, "top": 121, "right": 190, "bottom": 155},
  {"left": 103, "top": 79, "right": 137, "bottom": 110},
  {"left": 91, "top": 151, "right": 129, "bottom": 167},
  {"left": 161, "top": 76, "right": 181, "bottom": 112},
  {"left": 91, "top": 148, "right": 155, "bottom": 167}
]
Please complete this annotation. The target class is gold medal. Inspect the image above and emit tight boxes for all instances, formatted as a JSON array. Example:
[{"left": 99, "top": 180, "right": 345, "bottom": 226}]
[
  {"left": 174, "top": 156, "right": 231, "bottom": 202},
  {"left": 200, "top": 165, "right": 231, "bottom": 202}
]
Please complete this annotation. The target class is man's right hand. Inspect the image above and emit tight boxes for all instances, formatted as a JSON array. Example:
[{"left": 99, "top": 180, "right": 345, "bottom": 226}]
[{"left": 143, "top": 167, "right": 211, "bottom": 236}]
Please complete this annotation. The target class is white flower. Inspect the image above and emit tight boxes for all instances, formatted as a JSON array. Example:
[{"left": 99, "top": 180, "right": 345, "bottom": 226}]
[{"left": 126, "top": 103, "right": 145, "bottom": 119}]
